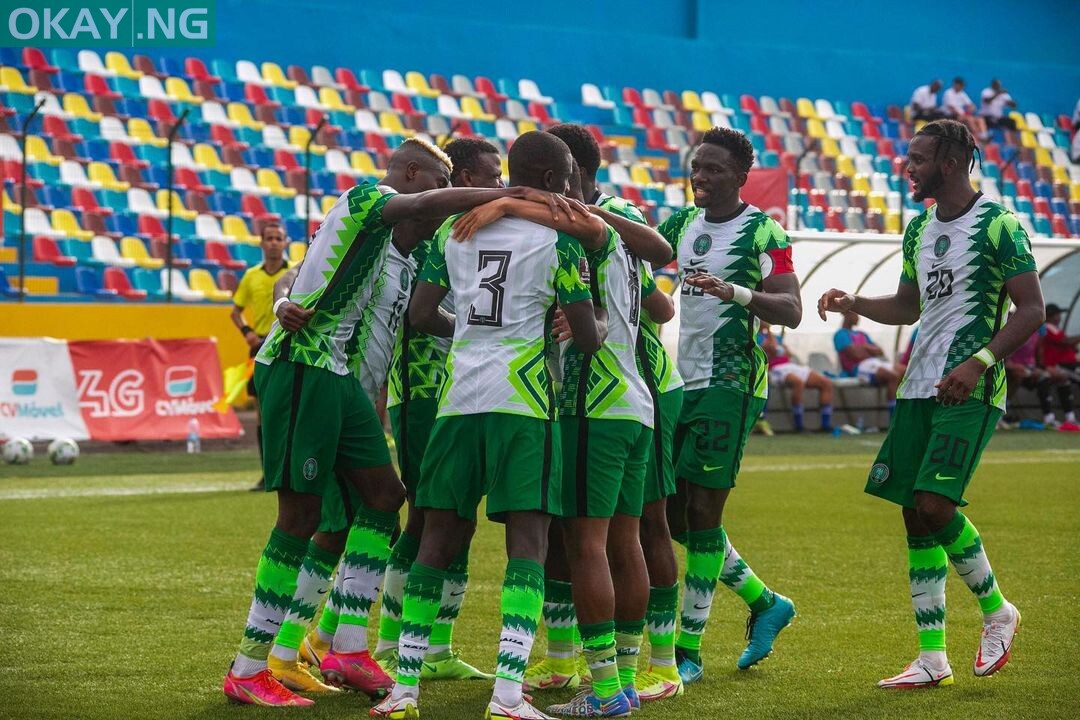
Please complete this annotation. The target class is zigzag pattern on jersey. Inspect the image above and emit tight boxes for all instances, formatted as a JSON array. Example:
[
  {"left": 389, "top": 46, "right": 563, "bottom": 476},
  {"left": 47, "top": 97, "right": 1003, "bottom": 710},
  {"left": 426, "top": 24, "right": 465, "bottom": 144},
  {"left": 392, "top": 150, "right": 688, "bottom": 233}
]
[
  {"left": 902, "top": 210, "right": 933, "bottom": 287},
  {"left": 345, "top": 254, "right": 391, "bottom": 378},
  {"left": 506, "top": 340, "right": 552, "bottom": 418},
  {"left": 598, "top": 193, "right": 647, "bottom": 224},
  {"left": 582, "top": 347, "right": 629, "bottom": 416},
  {"left": 658, "top": 206, "right": 703, "bottom": 252},
  {"left": 636, "top": 322, "right": 676, "bottom": 392}
]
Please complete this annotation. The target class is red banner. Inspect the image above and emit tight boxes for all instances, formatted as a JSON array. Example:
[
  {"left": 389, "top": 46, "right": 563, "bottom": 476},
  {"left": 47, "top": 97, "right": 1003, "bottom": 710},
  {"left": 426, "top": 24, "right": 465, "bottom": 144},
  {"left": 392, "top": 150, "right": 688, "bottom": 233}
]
[
  {"left": 67, "top": 338, "right": 242, "bottom": 441},
  {"left": 743, "top": 169, "right": 791, "bottom": 228}
]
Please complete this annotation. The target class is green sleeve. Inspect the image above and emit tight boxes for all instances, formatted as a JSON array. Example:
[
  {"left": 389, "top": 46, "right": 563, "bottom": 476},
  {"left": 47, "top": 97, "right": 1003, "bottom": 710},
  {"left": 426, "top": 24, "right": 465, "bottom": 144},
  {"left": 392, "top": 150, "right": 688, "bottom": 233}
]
[
  {"left": 656, "top": 206, "right": 697, "bottom": 255},
  {"left": 599, "top": 196, "right": 647, "bottom": 224},
  {"left": 417, "top": 217, "right": 454, "bottom": 288},
  {"left": 554, "top": 232, "right": 594, "bottom": 305},
  {"left": 899, "top": 212, "right": 930, "bottom": 285},
  {"left": 345, "top": 182, "right": 396, "bottom": 230},
  {"left": 990, "top": 211, "right": 1038, "bottom": 279}
]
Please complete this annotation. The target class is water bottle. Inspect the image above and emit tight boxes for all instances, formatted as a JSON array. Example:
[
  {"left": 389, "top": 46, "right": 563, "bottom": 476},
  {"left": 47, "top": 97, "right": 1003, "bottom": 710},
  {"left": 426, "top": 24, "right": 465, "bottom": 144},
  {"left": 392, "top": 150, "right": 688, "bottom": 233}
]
[
  {"left": 856, "top": 414, "right": 865, "bottom": 434},
  {"left": 187, "top": 417, "right": 201, "bottom": 454}
]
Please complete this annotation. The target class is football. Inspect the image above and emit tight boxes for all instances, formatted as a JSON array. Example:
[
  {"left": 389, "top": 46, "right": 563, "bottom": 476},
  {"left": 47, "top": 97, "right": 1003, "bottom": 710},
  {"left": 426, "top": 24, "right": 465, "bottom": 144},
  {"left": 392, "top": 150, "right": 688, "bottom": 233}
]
[
  {"left": 2, "top": 437, "right": 34, "bottom": 465},
  {"left": 47, "top": 438, "right": 80, "bottom": 466}
]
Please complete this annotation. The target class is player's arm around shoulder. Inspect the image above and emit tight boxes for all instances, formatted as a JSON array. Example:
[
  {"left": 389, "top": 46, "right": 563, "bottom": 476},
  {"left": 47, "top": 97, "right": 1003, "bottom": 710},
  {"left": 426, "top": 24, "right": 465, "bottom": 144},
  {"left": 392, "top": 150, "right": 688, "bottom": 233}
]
[{"left": 409, "top": 224, "right": 454, "bottom": 337}]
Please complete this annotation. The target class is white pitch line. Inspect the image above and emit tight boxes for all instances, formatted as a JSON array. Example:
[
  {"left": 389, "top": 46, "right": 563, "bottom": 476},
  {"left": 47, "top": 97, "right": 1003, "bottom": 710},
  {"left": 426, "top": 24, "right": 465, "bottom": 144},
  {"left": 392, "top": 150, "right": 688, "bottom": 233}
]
[{"left": 1, "top": 450, "right": 1076, "bottom": 501}]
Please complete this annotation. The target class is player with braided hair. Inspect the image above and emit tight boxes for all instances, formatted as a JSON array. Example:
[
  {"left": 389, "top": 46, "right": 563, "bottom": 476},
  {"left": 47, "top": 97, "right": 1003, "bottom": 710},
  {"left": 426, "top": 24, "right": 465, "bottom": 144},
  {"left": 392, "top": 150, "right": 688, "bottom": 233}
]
[{"left": 819, "top": 118, "right": 1045, "bottom": 688}]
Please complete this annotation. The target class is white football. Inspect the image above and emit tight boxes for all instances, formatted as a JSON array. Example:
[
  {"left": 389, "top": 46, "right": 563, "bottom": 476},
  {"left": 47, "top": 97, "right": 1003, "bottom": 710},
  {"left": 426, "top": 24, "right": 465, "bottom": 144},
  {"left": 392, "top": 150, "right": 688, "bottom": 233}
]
[
  {"left": 2, "top": 437, "right": 34, "bottom": 465},
  {"left": 48, "top": 438, "right": 80, "bottom": 465}
]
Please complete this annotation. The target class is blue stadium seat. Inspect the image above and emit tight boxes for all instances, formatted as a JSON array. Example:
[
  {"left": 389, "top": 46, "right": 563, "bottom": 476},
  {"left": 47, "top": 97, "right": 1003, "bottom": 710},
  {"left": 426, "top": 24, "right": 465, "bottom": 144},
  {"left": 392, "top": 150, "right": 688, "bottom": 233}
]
[
  {"left": 131, "top": 267, "right": 164, "bottom": 298},
  {"left": 159, "top": 56, "right": 185, "bottom": 77},
  {"left": 0, "top": 266, "right": 22, "bottom": 298},
  {"left": 75, "top": 266, "right": 117, "bottom": 298}
]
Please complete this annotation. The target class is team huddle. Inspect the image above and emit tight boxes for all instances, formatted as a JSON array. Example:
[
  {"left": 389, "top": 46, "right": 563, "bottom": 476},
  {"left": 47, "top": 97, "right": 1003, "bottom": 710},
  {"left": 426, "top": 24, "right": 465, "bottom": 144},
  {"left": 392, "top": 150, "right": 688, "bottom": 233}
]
[{"left": 221, "top": 118, "right": 1044, "bottom": 719}]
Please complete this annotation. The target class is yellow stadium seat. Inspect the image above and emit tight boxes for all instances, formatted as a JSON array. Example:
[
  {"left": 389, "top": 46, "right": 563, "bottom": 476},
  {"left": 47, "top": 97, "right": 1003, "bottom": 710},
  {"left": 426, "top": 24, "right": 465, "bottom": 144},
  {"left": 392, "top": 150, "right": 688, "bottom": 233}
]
[
  {"left": 1019, "top": 131, "right": 1037, "bottom": 149},
  {"left": 690, "top": 111, "right": 712, "bottom": 132},
  {"left": 2, "top": 187, "right": 21, "bottom": 215},
  {"left": 320, "top": 195, "right": 337, "bottom": 213},
  {"left": 227, "top": 102, "right": 265, "bottom": 130},
  {"left": 223, "top": 214, "right": 259, "bottom": 242},
  {"left": 405, "top": 71, "right": 440, "bottom": 98},
  {"left": 156, "top": 189, "right": 198, "bottom": 221},
  {"left": 460, "top": 96, "right": 495, "bottom": 122},
  {"left": 1008, "top": 111, "right": 1027, "bottom": 131},
  {"left": 630, "top": 164, "right": 654, "bottom": 186},
  {"left": 1071, "top": 182, "right": 1080, "bottom": 202},
  {"left": 261, "top": 62, "right": 297, "bottom": 89},
  {"left": 836, "top": 155, "right": 856, "bottom": 177},
  {"left": 819, "top": 138, "right": 840, "bottom": 157},
  {"left": 655, "top": 275, "right": 677, "bottom": 296},
  {"left": 165, "top": 77, "right": 202, "bottom": 104},
  {"left": 796, "top": 98, "right": 817, "bottom": 119},
  {"left": 0, "top": 67, "right": 36, "bottom": 94},
  {"left": 25, "top": 136, "right": 62, "bottom": 166},
  {"left": 1052, "top": 165, "right": 1069, "bottom": 183},
  {"left": 350, "top": 150, "right": 380, "bottom": 176},
  {"left": 128, "top": 118, "right": 167, "bottom": 147},
  {"left": 913, "top": 119, "right": 927, "bottom": 134},
  {"left": 378, "top": 111, "right": 411, "bottom": 136},
  {"left": 885, "top": 211, "right": 902, "bottom": 234},
  {"left": 288, "top": 241, "right": 307, "bottom": 263},
  {"left": 289, "top": 126, "right": 326, "bottom": 154},
  {"left": 318, "top": 87, "right": 355, "bottom": 113},
  {"left": 193, "top": 143, "right": 232, "bottom": 173},
  {"left": 868, "top": 191, "right": 887, "bottom": 212},
  {"left": 806, "top": 119, "right": 827, "bottom": 139},
  {"left": 189, "top": 268, "right": 232, "bottom": 301},
  {"left": 51, "top": 208, "right": 93, "bottom": 240},
  {"left": 1034, "top": 147, "right": 1053, "bottom": 167},
  {"left": 88, "top": 162, "right": 130, "bottom": 191},
  {"left": 517, "top": 120, "right": 539, "bottom": 134},
  {"left": 852, "top": 175, "right": 871, "bottom": 193},
  {"left": 121, "top": 236, "right": 163, "bottom": 268},
  {"left": 105, "top": 51, "right": 143, "bottom": 79},
  {"left": 62, "top": 92, "right": 102, "bottom": 121},
  {"left": 681, "top": 91, "right": 704, "bottom": 112}
]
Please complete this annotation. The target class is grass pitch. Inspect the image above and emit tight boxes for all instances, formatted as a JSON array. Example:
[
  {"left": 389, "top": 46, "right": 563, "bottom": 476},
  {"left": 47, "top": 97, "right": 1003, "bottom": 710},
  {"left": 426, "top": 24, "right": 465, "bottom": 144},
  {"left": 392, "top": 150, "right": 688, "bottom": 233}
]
[{"left": 2, "top": 431, "right": 1078, "bottom": 719}]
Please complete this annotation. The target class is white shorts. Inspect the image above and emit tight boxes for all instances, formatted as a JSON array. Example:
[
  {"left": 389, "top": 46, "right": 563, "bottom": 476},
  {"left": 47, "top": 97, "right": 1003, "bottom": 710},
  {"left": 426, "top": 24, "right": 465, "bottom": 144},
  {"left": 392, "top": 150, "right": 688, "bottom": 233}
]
[
  {"left": 855, "top": 357, "right": 893, "bottom": 384},
  {"left": 769, "top": 362, "right": 812, "bottom": 386}
]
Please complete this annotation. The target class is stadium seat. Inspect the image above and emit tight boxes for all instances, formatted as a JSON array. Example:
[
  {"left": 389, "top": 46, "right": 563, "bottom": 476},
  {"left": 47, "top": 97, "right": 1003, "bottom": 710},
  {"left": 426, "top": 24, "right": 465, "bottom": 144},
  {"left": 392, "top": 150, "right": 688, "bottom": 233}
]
[
  {"left": 0, "top": 67, "right": 37, "bottom": 95},
  {"left": 158, "top": 268, "right": 203, "bottom": 301},
  {"left": 33, "top": 236, "right": 77, "bottom": 266},
  {"left": 205, "top": 241, "right": 247, "bottom": 270},
  {"left": 102, "top": 266, "right": 147, "bottom": 299},
  {"left": 23, "top": 48, "right": 59, "bottom": 74},
  {"left": 91, "top": 235, "right": 132, "bottom": 266},
  {"left": 75, "top": 266, "right": 117, "bottom": 298},
  {"left": 189, "top": 267, "right": 232, "bottom": 301},
  {"left": 120, "top": 236, "right": 163, "bottom": 268}
]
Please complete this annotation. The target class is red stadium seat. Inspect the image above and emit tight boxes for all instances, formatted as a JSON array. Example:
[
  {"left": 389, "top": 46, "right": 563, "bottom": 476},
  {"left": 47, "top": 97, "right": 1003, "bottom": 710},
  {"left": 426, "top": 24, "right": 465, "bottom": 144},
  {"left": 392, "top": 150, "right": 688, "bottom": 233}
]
[
  {"left": 148, "top": 99, "right": 177, "bottom": 125},
  {"left": 778, "top": 97, "right": 797, "bottom": 116},
  {"left": 176, "top": 168, "right": 213, "bottom": 194},
  {"left": 104, "top": 267, "right": 148, "bottom": 300},
  {"left": 1015, "top": 180, "right": 1033, "bottom": 199},
  {"left": 1033, "top": 197, "right": 1051, "bottom": 216},
  {"left": 740, "top": 94, "right": 761, "bottom": 115},
  {"left": 245, "top": 84, "right": 277, "bottom": 107},
  {"left": 84, "top": 73, "right": 120, "bottom": 99},
  {"left": 662, "top": 90, "right": 683, "bottom": 111},
  {"left": 217, "top": 269, "right": 239, "bottom": 293},
  {"left": 72, "top": 187, "right": 113, "bottom": 217},
  {"left": 273, "top": 149, "right": 299, "bottom": 171},
  {"left": 287, "top": 65, "right": 312, "bottom": 86},
  {"left": 241, "top": 195, "right": 281, "bottom": 222},
  {"left": 876, "top": 138, "right": 896, "bottom": 156},
  {"left": 474, "top": 76, "right": 507, "bottom": 101},
  {"left": 211, "top": 124, "right": 246, "bottom": 149},
  {"left": 43, "top": 116, "right": 81, "bottom": 142},
  {"left": 392, "top": 93, "right": 420, "bottom": 117},
  {"left": 645, "top": 128, "right": 678, "bottom": 153},
  {"left": 365, "top": 132, "right": 390, "bottom": 155},
  {"left": 623, "top": 87, "right": 645, "bottom": 108},
  {"left": 750, "top": 114, "right": 769, "bottom": 135},
  {"left": 110, "top": 142, "right": 148, "bottom": 169},
  {"left": 205, "top": 241, "right": 247, "bottom": 270},
  {"left": 335, "top": 67, "right": 368, "bottom": 92},
  {"left": 134, "top": 54, "right": 164, "bottom": 78},
  {"left": 528, "top": 102, "right": 553, "bottom": 124},
  {"left": 23, "top": 48, "right": 58, "bottom": 74},
  {"left": 850, "top": 102, "right": 874, "bottom": 122},
  {"left": 429, "top": 73, "right": 452, "bottom": 95},
  {"left": 33, "top": 236, "right": 77, "bottom": 266},
  {"left": 631, "top": 107, "right": 654, "bottom": 128},
  {"left": 139, "top": 215, "right": 169, "bottom": 240},
  {"left": 185, "top": 57, "right": 219, "bottom": 83},
  {"left": 150, "top": 236, "right": 191, "bottom": 267},
  {"left": 1051, "top": 214, "right": 1069, "bottom": 237},
  {"left": 826, "top": 209, "right": 846, "bottom": 231}
]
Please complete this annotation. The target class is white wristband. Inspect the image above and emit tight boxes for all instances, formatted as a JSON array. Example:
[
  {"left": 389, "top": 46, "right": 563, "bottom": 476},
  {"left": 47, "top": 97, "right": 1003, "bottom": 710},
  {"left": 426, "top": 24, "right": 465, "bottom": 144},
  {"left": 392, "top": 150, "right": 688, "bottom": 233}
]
[
  {"left": 731, "top": 284, "right": 753, "bottom": 307},
  {"left": 973, "top": 347, "right": 997, "bottom": 367},
  {"left": 273, "top": 296, "right": 290, "bottom": 316}
]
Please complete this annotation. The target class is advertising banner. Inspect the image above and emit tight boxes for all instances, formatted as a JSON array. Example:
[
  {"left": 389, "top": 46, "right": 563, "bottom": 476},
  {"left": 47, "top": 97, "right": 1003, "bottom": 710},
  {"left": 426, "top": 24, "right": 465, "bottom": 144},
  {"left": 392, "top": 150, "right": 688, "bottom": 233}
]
[{"left": 0, "top": 337, "right": 90, "bottom": 441}]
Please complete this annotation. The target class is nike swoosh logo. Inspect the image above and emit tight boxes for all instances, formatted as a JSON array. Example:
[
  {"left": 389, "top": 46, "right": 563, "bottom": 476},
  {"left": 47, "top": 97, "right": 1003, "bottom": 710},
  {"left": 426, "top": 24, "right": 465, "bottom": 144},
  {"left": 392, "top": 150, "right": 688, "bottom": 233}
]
[
  {"left": 703, "top": 465, "right": 723, "bottom": 472},
  {"left": 693, "top": 603, "right": 710, "bottom": 610},
  {"left": 934, "top": 473, "right": 956, "bottom": 481},
  {"left": 317, "top": 588, "right": 329, "bottom": 594},
  {"left": 958, "top": 569, "right": 975, "bottom": 577},
  {"left": 930, "top": 260, "right": 946, "bottom": 269},
  {"left": 265, "top": 618, "right": 281, "bottom": 627},
  {"left": 911, "top": 592, "right": 927, "bottom": 598},
  {"left": 450, "top": 590, "right": 466, "bottom": 598}
]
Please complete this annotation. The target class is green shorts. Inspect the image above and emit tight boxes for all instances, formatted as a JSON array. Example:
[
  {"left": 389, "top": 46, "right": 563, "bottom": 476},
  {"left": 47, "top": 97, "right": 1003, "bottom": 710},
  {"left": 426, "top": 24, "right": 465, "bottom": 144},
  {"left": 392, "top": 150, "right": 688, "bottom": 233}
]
[
  {"left": 388, "top": 397, "right": 438, "bottom": 495},
  {"left": 415, "top": 413, "right": 562, "bottom": 521},
  {"left": 674, "top": 386, "right": 765, "bottom": 489},
  {"left": 866, "top": 398, "right": 1001, "bottom": 508},
  {"left": 255, "top": 358, "right": 391, "bottom": 496},
  {"left": 643, "top": 387, "right": 684, "bottom": 505},
  {"left": 560, "top": 417, "right": 652, "bottom": 518}
]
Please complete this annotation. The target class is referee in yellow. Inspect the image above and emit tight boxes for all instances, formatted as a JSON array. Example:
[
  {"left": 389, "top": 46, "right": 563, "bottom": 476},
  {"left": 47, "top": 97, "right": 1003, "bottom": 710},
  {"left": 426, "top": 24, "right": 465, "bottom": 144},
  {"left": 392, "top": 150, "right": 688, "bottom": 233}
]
[{"left": 230, "top": 222, "right": 290, "bottom": 490}]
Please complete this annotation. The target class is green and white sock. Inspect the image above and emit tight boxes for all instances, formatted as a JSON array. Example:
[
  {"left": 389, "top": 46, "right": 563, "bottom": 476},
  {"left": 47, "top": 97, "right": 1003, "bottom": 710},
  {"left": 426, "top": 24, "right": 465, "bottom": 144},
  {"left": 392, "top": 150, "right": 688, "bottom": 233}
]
[
  {"left": 492, "top": 559, "right": 545, "bottom": 708},
  {"left": 718, "top": 527, "right": 775, "bottom": 614},
  {"left": 233, "top": 528, "right": 308, "bottom": 676},
  {"left": 581, "top": 622, "right": 620, "bottom": 700},
  {"left": 908, "top": 535, "right": 947, "bottom": 665},
  {"left": 934, "top": 512, "right": 1006, "bottom": 618},
  {"left": 543, "top": 579, "right": 577, "bottom": 661},
  {"left": 428, "top": 546, "right": 469, "bottom": 657},
  {"left": 332, "top": 506, "right": 397, "bottom": 654},
  {"left": 646, "top": 584, "right": 678, "bottom": 667},
  {"left": 270, "top": 540, "right": 341, "bottom": 662},
  {"left": 675, "top": 528, "right": 724, "bottom": 662},
  {"left": 375, "top": 531, "right": 420, "bottom": 655},
  {"left": 392, "top": 563, "right": 446, "bottom": 699},
  {"left": 316, "top": 566, "right": 345, "bottom": 644},
  {"left": 615, "top": 620, "right": 644, "bottom": 689}
]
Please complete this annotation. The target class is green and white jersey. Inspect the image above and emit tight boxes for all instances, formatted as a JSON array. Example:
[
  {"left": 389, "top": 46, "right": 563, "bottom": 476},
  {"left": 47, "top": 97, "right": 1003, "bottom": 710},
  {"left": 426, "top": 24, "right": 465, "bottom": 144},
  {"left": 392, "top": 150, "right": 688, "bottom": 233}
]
[
  {"left": 637, "top": 265, "right": 684, "bottom": 393},
  {"left": 559, "top": 227, "right": 654, "bottom": 428},
  {"left": 257, "top": 183, "right": 396, "bottom": 375},
  {"left": 386, "top": 237, "right": 452, "bottom": 409},
  {"left": 593, "top": 191, "right": 684, "bottom": 395},
  {"left": 657, "top": 203, "right": 794, "bottom": 397},
  {"left": 897, "top": 195, "right": 1036, "bottom": 410},
  {"left": 419, "top": 216, "right": 592, "bottom": 420},
  {"left": 355, "top": 242, "right": 415, "bottom": 402}
]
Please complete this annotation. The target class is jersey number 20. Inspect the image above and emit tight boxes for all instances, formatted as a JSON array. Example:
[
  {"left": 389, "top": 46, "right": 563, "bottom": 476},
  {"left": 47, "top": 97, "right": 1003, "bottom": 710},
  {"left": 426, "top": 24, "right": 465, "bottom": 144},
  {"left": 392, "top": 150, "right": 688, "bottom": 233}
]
[{"left": 467, "top": 250, "right": 512, "bottom": 327}]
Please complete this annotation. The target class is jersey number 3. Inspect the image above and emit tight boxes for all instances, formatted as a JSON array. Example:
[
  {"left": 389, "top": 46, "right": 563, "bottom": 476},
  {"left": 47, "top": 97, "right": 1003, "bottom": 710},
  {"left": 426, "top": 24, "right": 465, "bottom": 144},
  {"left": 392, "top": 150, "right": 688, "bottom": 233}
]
[{"left": 467, "top": 250, "right": 512, "bottom": 327}]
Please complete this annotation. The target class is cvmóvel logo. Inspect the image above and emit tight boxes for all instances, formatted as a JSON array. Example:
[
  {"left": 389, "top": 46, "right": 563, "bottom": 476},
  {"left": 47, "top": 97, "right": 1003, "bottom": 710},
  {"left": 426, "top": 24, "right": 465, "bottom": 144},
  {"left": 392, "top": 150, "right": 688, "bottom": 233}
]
[
  {"left": 164, "top": 366, "right": 197, "bottom": 397},
  {"left": 2, "top": 2, "right": 215, "bottom": 47},
  {"left": 12, "top": 369, "right": 37, "bottom": 396}
]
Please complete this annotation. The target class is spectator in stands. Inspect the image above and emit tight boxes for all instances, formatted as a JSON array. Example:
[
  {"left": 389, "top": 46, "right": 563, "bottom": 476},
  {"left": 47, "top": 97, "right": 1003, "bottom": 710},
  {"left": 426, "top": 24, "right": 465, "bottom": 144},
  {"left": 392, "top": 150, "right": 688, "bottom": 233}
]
[
  {"left": 1005, "top": 318, "right": 1077, "bottom": 428},
  {"left": 979, "top": 79, "right": 1018, "bottom": 131},
  {"left": 1040, "top": 303, "right": 1080, "bottom": 380},
  {"left": 910, "top": 79, "right": 945, "bottom": 121},
  {"left": 759, "top": 323, "right": 834, "bottom": 432},
  {"left": 230, "top": 222, "right": 290, "bottom": 490},
  {"left": 942, "top": 77, "right": 988, "bottom": 141},
  {"left": 833, "top": 310, "right": 901, "bottom": 417}
]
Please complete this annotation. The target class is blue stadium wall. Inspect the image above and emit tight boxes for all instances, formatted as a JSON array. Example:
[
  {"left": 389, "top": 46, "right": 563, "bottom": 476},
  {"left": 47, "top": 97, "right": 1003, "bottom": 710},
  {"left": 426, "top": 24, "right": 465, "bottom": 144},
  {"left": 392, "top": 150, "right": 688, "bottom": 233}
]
[{"left": 173, "top": 0, "right": 1078, "bottom": 114}]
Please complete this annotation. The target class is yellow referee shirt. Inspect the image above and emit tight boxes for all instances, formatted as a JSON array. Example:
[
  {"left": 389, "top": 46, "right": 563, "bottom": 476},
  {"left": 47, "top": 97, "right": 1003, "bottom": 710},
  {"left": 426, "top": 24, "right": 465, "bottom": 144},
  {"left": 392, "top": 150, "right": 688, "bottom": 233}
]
[{"left": 233, "top": 262, "right": 289, "bottom": 336}]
